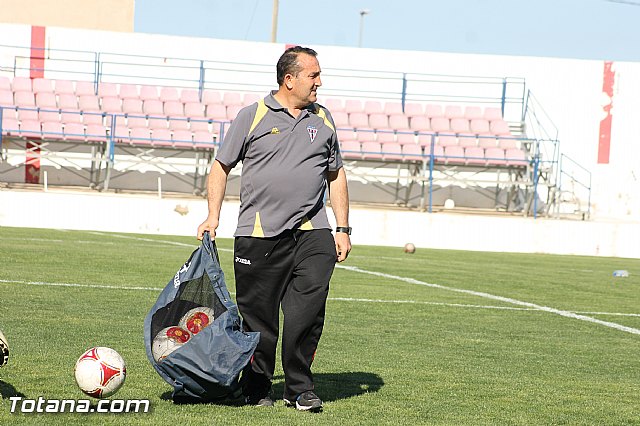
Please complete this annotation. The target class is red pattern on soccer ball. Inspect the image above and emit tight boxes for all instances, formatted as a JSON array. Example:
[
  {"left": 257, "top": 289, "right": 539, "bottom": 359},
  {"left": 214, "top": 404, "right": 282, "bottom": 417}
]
[
  {"left": 184, "top": 312, "right": 212, "bottom": 334},
  {"left": 166, "top": 326, "right": 191, "bottom": 343}
]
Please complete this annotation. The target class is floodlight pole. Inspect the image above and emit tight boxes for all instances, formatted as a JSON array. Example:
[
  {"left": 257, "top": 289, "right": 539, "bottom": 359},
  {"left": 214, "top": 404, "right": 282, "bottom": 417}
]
[
  {"left": 271, "top": 0, "right": 279, "bottom": 43},
  {"left": 358, "top": 9, "right": 370, "bottom": 48}
]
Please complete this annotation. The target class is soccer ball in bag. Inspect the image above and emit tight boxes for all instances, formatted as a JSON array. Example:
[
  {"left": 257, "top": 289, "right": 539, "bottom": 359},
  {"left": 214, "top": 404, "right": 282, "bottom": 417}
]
[
  {"left": 179, "top": 307, "right": 215, "bottom": 335},
  {"left": 152, "top": 326, "right": 191, "bottom": 362},
  {"left": 74, "top": 347, "right": 126, "bottom": 398},
  {"left": 0, "top": 330, "right": 9, "bottom": 367}
]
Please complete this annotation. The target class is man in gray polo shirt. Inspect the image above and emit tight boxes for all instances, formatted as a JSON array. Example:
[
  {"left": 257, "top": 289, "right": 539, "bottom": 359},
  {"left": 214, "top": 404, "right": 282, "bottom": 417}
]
[{"left": 197, "top": 46, "right": 351, "bottom": 412}]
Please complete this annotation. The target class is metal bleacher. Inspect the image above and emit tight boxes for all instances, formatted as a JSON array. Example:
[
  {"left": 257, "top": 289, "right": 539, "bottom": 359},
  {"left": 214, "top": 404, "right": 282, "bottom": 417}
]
[{"left": 0, "top": 44, "right": 591, "bottom": 218}]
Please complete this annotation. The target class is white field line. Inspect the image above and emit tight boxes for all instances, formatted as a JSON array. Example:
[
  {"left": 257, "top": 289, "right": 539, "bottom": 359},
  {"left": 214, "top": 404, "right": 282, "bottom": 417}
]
[{"left": 9, "top": 231, "right": 640, "bottom": 335}]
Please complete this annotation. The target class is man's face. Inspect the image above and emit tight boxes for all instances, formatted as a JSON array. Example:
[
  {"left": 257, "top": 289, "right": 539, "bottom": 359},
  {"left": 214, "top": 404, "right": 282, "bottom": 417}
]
[{"left": 291, "top": 53, "right": 322, "bottom": 106}]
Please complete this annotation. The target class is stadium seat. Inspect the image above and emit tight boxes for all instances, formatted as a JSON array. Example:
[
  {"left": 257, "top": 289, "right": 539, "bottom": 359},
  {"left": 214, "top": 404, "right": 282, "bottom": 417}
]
[
  {"left": 14, "top": 91, "right": 36, "bottom": 107},
  {"left": 505, "top": 148, "right": 528, "bottom": 166},
  {"left": 78, "top": 95, "right": 100, "bottom": 111},
  {"left": 444, "top": 105, "right": 463, "bottom": 119},
  {"left": 242, "top": 93, "right": 261, "bottom": 106},
  {"left": 122, "top": 99, "right": 143, "bottom": 115},
  {"left": 222, "top": 92, "right": 242, "bottom": 106},
  {"left": 375, "top": 129, "right": 396, "bottom": 144},
  {"left": 485, "top": 147, "right": 507, "bottom": 165},
  {"left": 75, "top": 81, "right": 96, "bottom": 96},
  {"left": 478, "top": 135, "right": 498, "bottom": 148},
  {"left": 404, "top": 103, "right": 424, "bottom": 118},
  {"left": 349, "top": 112, "right": 369, "bottom": 129},
  {"left": 169, "top": 117, "right": 190, "bottom": 131},
  {"left": 185, "top": 102, "right": 205, "bottom": 118},
  {"left": 82, "top": 111, "right": 104, "bottom": 125},
  {"left": 417, "top": 133, "right": 436, "bottom": 147},
  {"left": 54, "top": 80, "right": 76, "bottom": 95},
  {"left": 470, "top": 119, "right": 490, "bottom": 135},
  {"left": 172, "top": 129, "right": 193, "bottom": 146},
  {"left": 226, "top": 105, "right": 242, "bottom": 120},
  {"left": 35, "top": 93, "right": 57, "bottom": 109},
  {"left": 364, "top": 100, "right": 383, "bottom": 115},
  {"left": 498, "top": 137, "right": 519, "bottom": 149},
  {"left": 402, "top": 143, "right": 423, "bottom": 160},
  {"left": 127, "top": 116, "right": 147, "bottom": 129},
  {"left": 437, "top": 135, "right": 458, "bottom": 147},
  {"left": 388, "top": 115, "right": 410, "bottom": 131},
  {"left": 206, "top": 104, "right": 227, "bottom": 120},
  {"left": 19, "top": 119, "right": 42, "bottom": 138},
  {"left": 12, "top": 77, "right": 32, "bottom": 93},
  {"left": 85, "top": 124, "right": 108, "bottom": 143},
  {"left": 130, "top": 127, "right": 152, "bottom": 144},
  {"left": 344, "top": 99, "right": 363, "bottom": 114},
  {"left": 337, "top": 128, "right": 356, "bottom": 142},
  {"left": 180, "top": 88, "right": 200, "bottom": 104},
  {"left": 101, "top": 96, "right": 122, "bottom": 114},
  {"left": 202, "top": 90, "right": 222, "bottom": 105},
  {"left": 0, "top": 90, "right": 15, "bottom": 107},
  {"left": 368, "top": 113, "right": 389, "bottom": 130},
  {"left": 490, "top": 119, "right": 511, "bottom": 136},
  {"left": 98, "top": 82, "right": 118, "bottom": 98},
  {"left": 139, "top": 85, "right": 159, "bottom": 101},
  {"left": 331, "top": 111, "right": 349, "bottom": 128},
  {"left": 63, "top": 122, "right": 86, "bottom": 141},
  {"left": 409, "top": 116, "right": 430, "bottom": 132},
  {"left": 356, "top": 128, "right": 376, "bottom": 143},
  {"left": 381, "top": 142, "right": 403, "bottom": 161},
  {"left": 443, "top": 145, "right": 465, "bottom": 164},
  {"left": 430, "top": 117, "right": 450, "bottom": 133},
  {"left": 151, "top": 128, "right": 173, "bottom": 146},
  {"left": 189, "top": 119, "right": 210, "bottom": 132},
  {"left": 39, "top": 110, "right": 60, "bottom": 123},
  {"left": 457, "top": 133, "right": 477, "bottom": 148},
  {"left": 423, "top": 142, "right": 444, "bottom": 159},
  {"left": 119, "top": 84, "right": 139, "bottom": 100},
  {"left": 339, "top": 140, "right": 361, "bottom": 160},
  {"left": 1, "top": 116, "right": 20, "bottom": 135},
  {"left": 148, "top": 116, "right": 168, "bottom": 130},
  {"left": 396, "top": 131, "right": 416, "bottom": 145},
  {"left": 424, "top": 104, "right": 443, "bottom": 118},
  {"left": 32, "top": 78, "right": 54, "bottom": 94},
  {"left": 143, "top": 99, "right": 164, "bottom": 116},
  {"left": 450, "top": 118, "right": 470, "bottom": 134},
  {"left": 361, "top": 141, "right": 383, "bottom": 160},
  {"left": 193, "top": 130, "right": 215, "bottom": 147},
  {"left": 61, "top": 110, "right": 83, "bottom": 124},
  {"left": 159, "top": 87, "right": 180, "bottom": 102},
  {"left": 464, "top": 106, "right": 483, "bottom": 120},
  {"left": 58, "top": 93, "right": 79, "bottom": 110},
  {"left": 483, "top": 107, "right": 502, "bottom": 121},
  {"left": 324, "top": 98, "right": 344, "bottom": 112},
  {"left": 17, "top": 109, "right": 39, "bottom": 121},
  {"left": 42, "top": 121, "right": 64, "bottom": 139},
  {"left": 384, "top": 102, "right": 404, "bottom": 116},
  {"left": 0, "top": 76, "right": 11, "bottom": 91},
  {"left": 465, "top": 146, "right": 486, "bottom": 165}
]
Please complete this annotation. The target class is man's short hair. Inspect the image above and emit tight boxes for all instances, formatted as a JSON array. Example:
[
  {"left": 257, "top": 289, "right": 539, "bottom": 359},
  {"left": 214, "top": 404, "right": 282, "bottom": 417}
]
[{"left": 276, "top": 46, "right": 318, "bottom": 86}]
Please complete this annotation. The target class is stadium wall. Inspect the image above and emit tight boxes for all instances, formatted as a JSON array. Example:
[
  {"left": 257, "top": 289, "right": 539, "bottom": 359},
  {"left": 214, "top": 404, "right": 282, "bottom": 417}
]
[{"left": 0, "top": 189, "right": 637, "bottom": 259}]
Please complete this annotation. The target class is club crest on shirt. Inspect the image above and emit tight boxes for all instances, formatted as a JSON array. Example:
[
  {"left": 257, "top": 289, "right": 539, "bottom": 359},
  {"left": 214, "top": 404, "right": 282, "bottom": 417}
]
[{"left": 307, "top": 125, "right": 317, "bottom": 142}]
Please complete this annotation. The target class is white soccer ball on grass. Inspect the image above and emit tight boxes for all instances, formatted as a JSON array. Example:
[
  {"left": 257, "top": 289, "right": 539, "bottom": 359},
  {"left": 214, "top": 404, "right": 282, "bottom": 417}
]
[{"left": 74, "top": 347, "right": 126, "bottom": 398}]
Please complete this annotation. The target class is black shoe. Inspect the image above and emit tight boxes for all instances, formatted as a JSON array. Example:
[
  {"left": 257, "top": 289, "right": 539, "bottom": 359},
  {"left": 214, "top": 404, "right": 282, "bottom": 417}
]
[
  {"left": 245, "top": 394, "right": 275, "bottom": 407},
  {"left": 284, "top": 391, "right": 323, "bottom": 412}
]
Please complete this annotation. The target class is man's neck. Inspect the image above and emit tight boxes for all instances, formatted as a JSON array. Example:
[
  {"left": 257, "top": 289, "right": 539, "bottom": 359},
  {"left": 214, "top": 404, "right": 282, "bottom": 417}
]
[{"left": 273, "top": 90, "right": 309, "bottom": 118}]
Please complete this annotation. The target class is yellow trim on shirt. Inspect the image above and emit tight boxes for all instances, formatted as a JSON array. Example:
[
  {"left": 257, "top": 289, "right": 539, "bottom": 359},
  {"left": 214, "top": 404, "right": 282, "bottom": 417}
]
[
  {"left": 299, "top": 215, "right": 314, "bottom": 230},
  {"left": 316, "top": 105, "right": 335, "bottom": 132},
  {"left": 251, "top": 212, "right": 265, "bottom": 237},
  {"left": 249, "top": 99, "right": 269, "bottom": 134}
]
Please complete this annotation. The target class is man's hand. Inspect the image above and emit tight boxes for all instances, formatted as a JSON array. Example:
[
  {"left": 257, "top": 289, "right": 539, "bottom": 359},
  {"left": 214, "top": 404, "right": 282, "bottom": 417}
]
[
  {"left": 197, "top": 217, "right": 219, "bottom": 241},
  {"left": 335, "top": 232, "right": 351, "bottom": 262}
]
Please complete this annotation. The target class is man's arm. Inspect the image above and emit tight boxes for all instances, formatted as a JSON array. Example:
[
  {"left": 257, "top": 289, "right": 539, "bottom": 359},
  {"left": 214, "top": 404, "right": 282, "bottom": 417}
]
[
  {"left": 197, "top": 160, "right": 232, "bottom": 240},
  {"left": 328, "top": 167, "right": 351, "bottom": 262}
]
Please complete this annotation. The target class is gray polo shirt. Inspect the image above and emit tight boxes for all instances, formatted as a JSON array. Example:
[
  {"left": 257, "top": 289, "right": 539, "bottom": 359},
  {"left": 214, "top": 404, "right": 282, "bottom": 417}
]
[{"left": 215, "top": 91, "right": 343, "bottom": 238}]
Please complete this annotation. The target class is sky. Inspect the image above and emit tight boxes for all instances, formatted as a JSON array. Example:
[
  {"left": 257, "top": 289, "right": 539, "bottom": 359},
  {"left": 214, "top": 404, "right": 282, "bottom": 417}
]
[{"left": 134, "top": 0, "right": 640, "bottom": 62}]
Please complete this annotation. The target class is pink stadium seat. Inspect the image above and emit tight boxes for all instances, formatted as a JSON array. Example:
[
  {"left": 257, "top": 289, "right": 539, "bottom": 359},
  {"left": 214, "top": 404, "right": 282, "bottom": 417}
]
[
  {"left": 490, "top": 119, "right": 511, "bottom": 136},
  {"left": 32, "top": 78, "right": 54, "bottom": 94},
  {"left": 82, "top": 111, "right": 104, "bottom": 125},
  {"left": 344, "top": 99, "right": 363, "bottom": 114},
  {"left": 396, "top": 132, "right": 416, "bottom": 145},
  {"left": 410, "top": 116, "right": 430, "bottom": 132},
  {"left": 2, "top": 116, "right": 20, "bottom": 134},
  {"left": 381, "top": 142, "right": 403, "bottom": 161},
  {"left": 75, "top": 81, "right": 95, "bottom": 96},
  {"left": 505, "top": 148, "right": 528, "bottom": 166},
  {"left": 130, "top": 127, "right": 152, "bottom": 144},
  {"left": 242, "top": 93, "right": 261, "bottom": 106},
  {"left": 85, "top": 124, "right": 108, "bottom": 143},
  {"left": 470, "top": 119, "right": 490, "bottom": 135},
  {"left": 483, "top": 107, "right": 502, "bottom": 121},
  {"left": 143, "top": 99, "right": 164, "bottom": 116},
  {"left": 172, "top": 130, "right": 193, "bottom": 146},
  {"left": 437, "top": 135, "right": 458, "bottom": 147},
  {"left": 122, "top": 99, "right": 143, "bottom": 115},
  {"left": 443, "top": 145, "right": 465, "bottom": 164},
  {"left": 361, "top": 141, "right": 383, "bottom": 160},
  {"left": 457, "top": 133, "right": 477, "bottom": 148},
  {"left": 202, "top": 90, "right": 222, "bottom": 105},
  {"left": 19, "top": 119, "right": 41, "bottom": 138},
  {"left": 424, "top": 104, "right": 443, "bottom": 118},
  {"left": 478, "top": 135, "right": 498, "bottom": 148},
  {"left": 444, "top": 105, "right": 463, "bottom": 119},
  {"left": 226, "top": 105, "right": 242, "bottom": 120},
  {"left": 159, "top": 87, "right": 180, "bottom": 102},
  {"left": 450, "top": 118, "right": 470, "bottom": 133},
  {"left": 78, "top": 95, "right": 100, "bottom": 111},
  {"left": 331, "top": 111, "right": 349, "bottom": 128},
  {"left": 63, "top": 122, "right": 86, "bottom": 141},
  {"left": 349, "top": 112, "right": 369, "bottom": 129},
  {"left": 39, "top": 110, "right": 60, "bottom": 123},
  {"left": 465, "top": 147, "right": 486, "bottom": 165},
  {"left": 127, "top": 116, "right": 147, "bottom": 129},
  {"left": 12, "top": 77, "right": 32, "bottom": 93},
  {"left": 339, "top": 141, "right": 361, "bottom": 160},
  {"left": 337, "top": 128, "right": 356, "bottom": 142},
  {"left": 430, "top": 117, "right": 450, "bottom": 133},
  {"left": 98, "top": 83, "right": 118, "bottom": 98},
  {"left": 18, "top": 109, "right": 38, "bottom": 121},
  {"left": 189, "top": 119, "right": 210, "bottom": 132},
  {"left": 485, "top": 147, "right": 507, "bottom": 165},
  {"left": 58, "top": 93, "right": 79, "bottom": 110},
  {"left": 404, "top": 103, "right": 424, "bottom": 118},
  {"left": 193, "top": 130, "right": 215, "bottom": 147},
  {"left": 0, "top": 76, "right": 11, "bottom": 91},
  {"left": 402, "top": 143, "right": 422, "bottom": 160},
  {"left": 206, "top": 104, "right": 227, "bottom": 120},
  {"left": 35, "top": 93, "right": 57, "bottom": 109},
  {"left": 148, "top": 116, "right": 168, "bottom": 130},
  {"left": 61, "top": 110, "right": 82, "bottom": 124},
  {"left": 180, "top": 88, "right": 200, "bottom": 104},
  {"left": 169, "top": 117, "right": 189, "bottom": 131},
  {"left": 376, "top": 129, "right": 396, "bottom": 144},
  {"left": 14, "top": 91, "right": 36, "bottom": 107},
  {"left": 384, "top": 102, "right": 404, "bottom": 116},
  {"left": 363, "top": 100, "right": 383, "bottom": 114},
  {"left": 112, "top": 123, "right": 130, "bottom": 141},
  {"left": 388, "top": 115, "right": 410, "bottom": 131},
  {"left": 222, "top": 92, "right": 242, "bottom": 106},
  {"left": 368, "top": 113, "right": 388, "bottom": 130},
  {"left": 498, "top": 137, "right": 519, "bottom": 149},
  {"left": 464, "top": 106, "right": 483, "bottom": 120},
  {"left": 139, "top": 85, "right": 159, "bottom": 101},
  {"left": 0, "top": 89, "right": 15, "bottom": 107},
  {"left": 101, "top": 96, "right": 122, "bottom": 114},
  {"left": 119, "top": 84, "right": 139, "bottom": 100},
  {"left": 423, "top": 142, "right": 444, "bottom": 158},
  {"left": 42, "top": 121, "right": 64, "bottom": 138},
  {"left": 417, "top": 133, "right": 436, "bottom": 147},
  {"left": 324, "top": 98, "right": 344, "bottom": 112},
  {"left": 54, "top": 80, "right": 75, "bottom": 95},
  {"left": 184, "top": 102, "right": 205, "bottom": 118},
  {"left": 356, "top": 129, "right": 376, "bottom": 143},
  {"left": 151, "top": 128, "right": 173, "bottom": 146}
]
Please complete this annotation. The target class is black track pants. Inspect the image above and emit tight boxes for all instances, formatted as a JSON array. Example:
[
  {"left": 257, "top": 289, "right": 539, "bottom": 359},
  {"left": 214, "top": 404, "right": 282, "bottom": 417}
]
[{"left": 234, "top": 229, "right": 336, "bottom": 400}]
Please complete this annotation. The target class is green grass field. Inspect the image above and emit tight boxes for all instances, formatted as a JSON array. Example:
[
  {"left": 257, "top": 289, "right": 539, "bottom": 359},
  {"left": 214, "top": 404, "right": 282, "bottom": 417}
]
[{"left": 1, "top": 226, "right": 639, "bottom": 425}]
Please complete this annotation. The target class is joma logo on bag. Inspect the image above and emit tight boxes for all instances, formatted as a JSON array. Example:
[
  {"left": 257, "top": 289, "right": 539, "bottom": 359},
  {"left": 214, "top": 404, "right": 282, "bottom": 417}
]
[
  {"left": 235, "top": 257, "right": 251, "bottom": 265},
  {"left": 173, "top": 261, "right": 191, "bottom": 288}
]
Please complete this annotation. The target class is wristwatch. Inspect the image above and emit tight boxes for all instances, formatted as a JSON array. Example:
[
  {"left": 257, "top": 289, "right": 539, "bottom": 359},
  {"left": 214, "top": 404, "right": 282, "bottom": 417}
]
[{"left": 335, "top": 226, "right": 352, "bottom": 235}]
